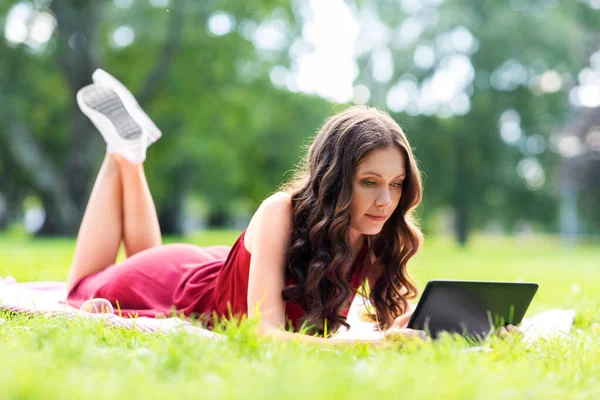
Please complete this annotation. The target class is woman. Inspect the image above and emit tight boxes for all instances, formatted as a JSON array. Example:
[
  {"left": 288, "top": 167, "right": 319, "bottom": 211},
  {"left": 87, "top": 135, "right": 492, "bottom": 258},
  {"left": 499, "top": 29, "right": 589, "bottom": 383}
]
[{"left": 66, "top": 69, "right": 426, "bottom": 344}]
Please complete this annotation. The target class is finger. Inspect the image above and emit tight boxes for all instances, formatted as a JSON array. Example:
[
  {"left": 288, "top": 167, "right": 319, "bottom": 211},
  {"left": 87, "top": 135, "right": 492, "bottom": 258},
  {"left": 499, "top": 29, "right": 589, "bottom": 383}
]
[
  {"left": 393, "top": 311, "right": 414, "bottom": 328},
  {"left": 404, "top": 328, "right": 426, "bottom": 339},
  {"left": 505, "top": 324, "right": 523, "bottom": 336},
  {"left": 497, "top": 326, "right": 509, "bottom": 338},
  {"left": 408, "top": 329, "right": 428, "bottom": 342}
]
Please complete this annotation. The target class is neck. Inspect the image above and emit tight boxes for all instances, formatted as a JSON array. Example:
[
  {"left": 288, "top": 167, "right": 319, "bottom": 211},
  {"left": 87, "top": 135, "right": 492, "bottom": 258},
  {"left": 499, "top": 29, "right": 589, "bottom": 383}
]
[{"left": 347, "top": 227, "right": 364, "bottom": 254}]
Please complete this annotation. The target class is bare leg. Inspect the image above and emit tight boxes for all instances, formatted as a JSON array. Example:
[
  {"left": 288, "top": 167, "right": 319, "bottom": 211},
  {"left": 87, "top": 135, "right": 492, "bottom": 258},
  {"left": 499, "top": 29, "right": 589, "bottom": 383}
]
[
  {"left": 67, "top": 154, "right": 123, "bottom": 290},
  {"left": 114, "top": 155, "right": 162, "bottom": 257}
]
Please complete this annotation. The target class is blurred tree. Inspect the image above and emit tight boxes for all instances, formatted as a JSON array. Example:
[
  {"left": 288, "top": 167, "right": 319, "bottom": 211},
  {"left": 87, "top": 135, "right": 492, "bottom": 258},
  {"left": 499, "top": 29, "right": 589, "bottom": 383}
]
[
  {"left": 3, "top": 0, "right": 599, "bottom": 240},
  {"left": 353, "top": 0, "right": 599, "bottom": 244},
  {"left": 561, "top": 106, "right": 600, "bottom": 235},
  {"left": 0, "top": 0, "right": 308, "bottom": 235}
]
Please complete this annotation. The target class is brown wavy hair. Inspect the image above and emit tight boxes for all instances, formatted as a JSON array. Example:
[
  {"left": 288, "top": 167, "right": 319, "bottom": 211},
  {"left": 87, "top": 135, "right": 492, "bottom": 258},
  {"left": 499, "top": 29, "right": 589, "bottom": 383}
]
[{"left": 281, "top": 105, "right": 424, "bottom": 334}]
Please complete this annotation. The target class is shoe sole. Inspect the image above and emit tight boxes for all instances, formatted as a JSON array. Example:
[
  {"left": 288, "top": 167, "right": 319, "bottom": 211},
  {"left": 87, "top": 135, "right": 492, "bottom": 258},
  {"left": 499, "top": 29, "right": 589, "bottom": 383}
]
[
  {"left": 80, "top": 86, "right": 143, "bottom": 140},
  {"left": 92, "top": 69, "right": 161, "bottom": 145}
]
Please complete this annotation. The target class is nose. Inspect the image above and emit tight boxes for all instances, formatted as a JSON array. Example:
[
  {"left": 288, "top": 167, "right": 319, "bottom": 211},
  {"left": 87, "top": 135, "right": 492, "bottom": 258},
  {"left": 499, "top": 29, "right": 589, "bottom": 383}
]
[{"left": 375, "top": 187, "right": 392, "bottom": 208}]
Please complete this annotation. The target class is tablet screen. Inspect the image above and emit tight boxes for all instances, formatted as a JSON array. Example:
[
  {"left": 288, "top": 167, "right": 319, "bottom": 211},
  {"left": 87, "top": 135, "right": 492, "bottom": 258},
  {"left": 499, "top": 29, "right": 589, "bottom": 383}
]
[{"left": 407, "top": 281, "right": 538, "bottom": 339}]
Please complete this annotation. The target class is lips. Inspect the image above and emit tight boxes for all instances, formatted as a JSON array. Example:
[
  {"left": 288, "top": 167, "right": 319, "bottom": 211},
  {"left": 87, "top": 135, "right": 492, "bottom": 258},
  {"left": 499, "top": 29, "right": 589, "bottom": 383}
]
[{"left": 366, "top": 214, "right": 388, "bottom": 222}]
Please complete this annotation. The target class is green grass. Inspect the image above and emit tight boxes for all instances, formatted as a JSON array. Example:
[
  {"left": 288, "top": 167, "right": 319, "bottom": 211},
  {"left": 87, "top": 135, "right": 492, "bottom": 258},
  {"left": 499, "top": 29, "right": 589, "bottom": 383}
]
[{"left": 1, "top": 232, "right": 600, "bottom": 399}]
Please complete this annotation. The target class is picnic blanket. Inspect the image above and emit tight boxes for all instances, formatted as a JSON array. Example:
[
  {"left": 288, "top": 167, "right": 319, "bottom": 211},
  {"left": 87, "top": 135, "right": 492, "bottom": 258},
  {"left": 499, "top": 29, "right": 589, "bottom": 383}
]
[
  {"left": 0, "top": 276, "right": 576, "bottom": 343},
  {"left": 0, "top": 276, "right": 221, "bottom": 339}
]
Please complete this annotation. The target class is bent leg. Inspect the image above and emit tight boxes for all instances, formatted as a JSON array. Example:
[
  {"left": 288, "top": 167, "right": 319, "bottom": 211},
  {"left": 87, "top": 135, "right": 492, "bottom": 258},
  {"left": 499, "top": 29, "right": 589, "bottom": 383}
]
[
  {"left": 67, "top": 154, "right": 123, "bottom": 290},
  {"left": 115, "top": 155, "right": 162, "bottom": 257}
]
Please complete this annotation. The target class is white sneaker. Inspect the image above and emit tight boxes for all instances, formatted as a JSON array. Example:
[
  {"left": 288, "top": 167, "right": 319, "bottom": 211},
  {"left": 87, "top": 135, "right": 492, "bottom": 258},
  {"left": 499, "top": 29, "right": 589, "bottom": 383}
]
[
  {"left": 77, "top": 84, "right": 147, "bottom": 164},
  {"left": 92, "top": 68, "right": 162, "bottom": 147}
]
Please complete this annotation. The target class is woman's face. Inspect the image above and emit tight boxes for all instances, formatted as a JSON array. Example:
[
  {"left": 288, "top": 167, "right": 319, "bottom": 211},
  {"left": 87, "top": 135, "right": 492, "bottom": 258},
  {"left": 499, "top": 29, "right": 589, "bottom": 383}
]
[{"left": 349, "top": 146, "right": 406, "bottom": 237}]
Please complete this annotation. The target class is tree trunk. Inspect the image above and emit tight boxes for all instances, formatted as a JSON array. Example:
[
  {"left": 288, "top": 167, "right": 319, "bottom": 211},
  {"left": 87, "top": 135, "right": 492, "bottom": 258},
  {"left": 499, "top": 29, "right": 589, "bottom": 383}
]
[
  {"left": 0, "top": 146, "right": 12, "bottom": 230},
  {"left": 206, "top": 210, "right": 229, "bottom": 228},
  {"left": 0, "top": 189, "right": 18, "bottom": 231},
  {"left": 45, "top": 0, "right": 106, "bottom": 235},
  {"left": 158, "top": 199, "right": 184, "bottom": 236},
  {"left": 0, "top": 145, "right": 27, "bottom": 230},
  {"left": 157, "top": 163, "right": 190, "bottom": 235},
  {"left": 44, "top": 0, "right": 185, "bottom": 236},
  {"left": 453, "top": 137, "right": 470, "bottom": 247},
  {"left": 454, "top": 198, "right": 470, "bottom": 246},
  {"left": 0, "top": 1, "right": 185, "bottom": 236},
  {"left": 0, "top": 179, "right": 19, "bottom": 231},
  {"left": 4, "top": 115, "right": 81, "bottom": 234}
]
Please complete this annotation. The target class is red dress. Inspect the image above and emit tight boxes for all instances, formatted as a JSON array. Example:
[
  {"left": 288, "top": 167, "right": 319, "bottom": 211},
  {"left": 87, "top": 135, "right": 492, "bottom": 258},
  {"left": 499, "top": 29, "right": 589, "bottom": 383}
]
[{"left": 67, "top": 230, "right": 370, "bottom": 329}]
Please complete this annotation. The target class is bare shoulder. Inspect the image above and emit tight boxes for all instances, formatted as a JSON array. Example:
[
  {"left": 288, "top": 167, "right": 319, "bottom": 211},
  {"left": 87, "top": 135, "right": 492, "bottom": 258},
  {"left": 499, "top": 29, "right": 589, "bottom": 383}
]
[
  {"left": 256, "top": 191, "right": 292, "bottom": 219},
  {"left": 244, "top": 192, "right": 293, "bottom": 251},
  {"left": 264, "top": 191, "right": 292, "bottom": 208}
]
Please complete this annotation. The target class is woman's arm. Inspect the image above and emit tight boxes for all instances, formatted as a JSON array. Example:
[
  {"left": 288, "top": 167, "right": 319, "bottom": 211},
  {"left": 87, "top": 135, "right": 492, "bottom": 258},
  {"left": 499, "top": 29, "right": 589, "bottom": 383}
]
[
  {"left": 244, "top": 192, "right": 422, "bottom": 346},
  {"left": 244, "top": 192, "right": 292, "bottom": 332}
]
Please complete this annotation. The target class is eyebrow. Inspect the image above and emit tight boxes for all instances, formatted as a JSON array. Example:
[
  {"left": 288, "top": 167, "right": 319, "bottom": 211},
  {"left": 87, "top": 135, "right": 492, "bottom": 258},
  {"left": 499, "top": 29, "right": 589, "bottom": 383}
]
[{"left": 358, "top": 171, "right": 406, "bottom": 179}]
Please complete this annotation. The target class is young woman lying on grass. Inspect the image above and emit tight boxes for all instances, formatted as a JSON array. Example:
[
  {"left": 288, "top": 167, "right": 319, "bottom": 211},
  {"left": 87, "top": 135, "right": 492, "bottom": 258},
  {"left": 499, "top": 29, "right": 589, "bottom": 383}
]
[{"left": 66, "top": 69, "right": 427, "bottom": 345}]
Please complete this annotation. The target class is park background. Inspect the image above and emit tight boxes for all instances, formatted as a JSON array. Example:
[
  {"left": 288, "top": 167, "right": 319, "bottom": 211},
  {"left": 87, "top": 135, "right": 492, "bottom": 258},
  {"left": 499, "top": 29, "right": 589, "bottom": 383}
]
[
  {"left": 2, "top": 1, "right": 600, "bottom": 399},
  {"left": 1, "top": 0, "right": 599, "bottom": 246}
]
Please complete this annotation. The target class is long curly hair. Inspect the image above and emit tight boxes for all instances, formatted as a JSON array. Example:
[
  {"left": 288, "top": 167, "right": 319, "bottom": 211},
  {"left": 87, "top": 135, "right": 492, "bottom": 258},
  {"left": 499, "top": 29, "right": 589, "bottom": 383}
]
[{"left": 281, "top": 105, "right": 424, "bottom": 334}]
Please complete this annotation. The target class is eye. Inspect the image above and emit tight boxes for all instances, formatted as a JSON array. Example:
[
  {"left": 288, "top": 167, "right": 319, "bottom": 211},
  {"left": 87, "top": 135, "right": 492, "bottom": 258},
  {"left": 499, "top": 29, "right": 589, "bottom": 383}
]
[
  {"left": 391, "top": 182, "right": 403, "bottom": 188},
  {"left": 361, "top": 180, "right": 376, "bottom": 186}
]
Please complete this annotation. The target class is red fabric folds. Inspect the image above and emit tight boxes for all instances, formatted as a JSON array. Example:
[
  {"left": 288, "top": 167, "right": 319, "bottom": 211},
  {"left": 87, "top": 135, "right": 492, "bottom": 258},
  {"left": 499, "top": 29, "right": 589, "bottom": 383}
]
[{"left": 67, "top": 231, "right": 370, "bottom": 329}]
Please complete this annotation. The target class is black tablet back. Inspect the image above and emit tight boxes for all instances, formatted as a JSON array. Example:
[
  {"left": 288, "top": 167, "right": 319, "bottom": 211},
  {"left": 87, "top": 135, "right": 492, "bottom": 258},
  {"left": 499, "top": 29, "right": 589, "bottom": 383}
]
[{"left": 407, "top": 280, "right": 538, "bottom": 339}]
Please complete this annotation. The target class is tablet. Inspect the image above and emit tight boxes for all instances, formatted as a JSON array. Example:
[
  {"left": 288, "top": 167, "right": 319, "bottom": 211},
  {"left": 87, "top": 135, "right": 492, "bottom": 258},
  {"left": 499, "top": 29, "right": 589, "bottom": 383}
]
[{"left": 407, "top": 280, "right": 538, "bottom": 340}]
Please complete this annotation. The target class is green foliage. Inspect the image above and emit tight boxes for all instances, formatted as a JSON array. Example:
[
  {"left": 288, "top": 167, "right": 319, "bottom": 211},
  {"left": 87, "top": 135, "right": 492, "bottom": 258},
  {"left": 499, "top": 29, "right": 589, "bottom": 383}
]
[
  {"left": 0, "top": 0, "right": 325, "bottom": 232},
  {"left": 355, "top": 0, "right": 600, "bottom": 241},
  {"left": 95, "top": 0, "right": 320, "bottom": 220},
  {"left": 2, "top": 0, "right": 600, "bottom": 239}
]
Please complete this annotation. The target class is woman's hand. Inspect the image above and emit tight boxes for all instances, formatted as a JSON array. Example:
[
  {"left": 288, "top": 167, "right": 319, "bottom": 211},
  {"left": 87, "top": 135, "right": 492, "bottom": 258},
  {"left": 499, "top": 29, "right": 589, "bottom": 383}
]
[
  {"left": 497, "top": 324, "right": 521, "bottom": 339},
  {"left": 384, "top": 311, "right": 428, "bottom": 342},
  {"left": 391, "top": 311, "right": 414, "bottom": 329}
]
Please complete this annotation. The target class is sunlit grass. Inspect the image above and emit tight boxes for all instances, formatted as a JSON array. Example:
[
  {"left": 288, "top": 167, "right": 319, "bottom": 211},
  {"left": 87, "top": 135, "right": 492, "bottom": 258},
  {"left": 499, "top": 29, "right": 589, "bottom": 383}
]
[{"left": 1, "top": 232, "right": 600, "bottom": 399}]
